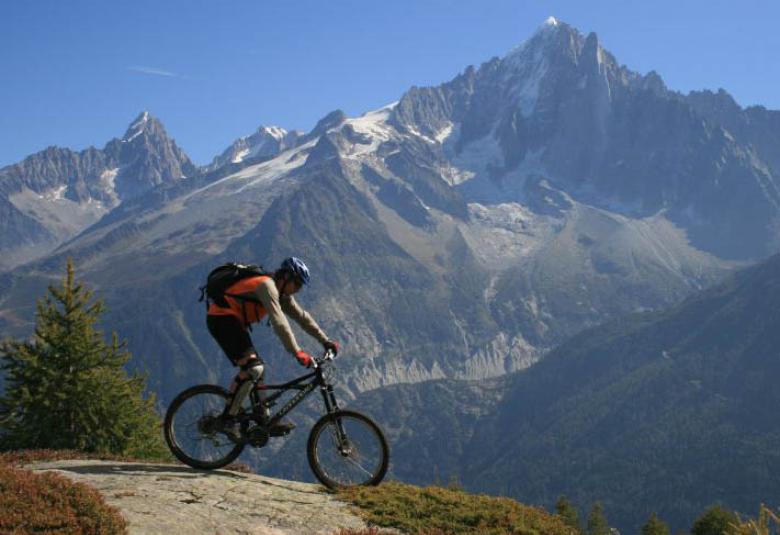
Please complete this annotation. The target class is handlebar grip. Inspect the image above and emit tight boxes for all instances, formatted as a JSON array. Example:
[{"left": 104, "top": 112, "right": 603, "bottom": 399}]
[{"left": 312, "top": 349, "right": 336, "bottom": 368}]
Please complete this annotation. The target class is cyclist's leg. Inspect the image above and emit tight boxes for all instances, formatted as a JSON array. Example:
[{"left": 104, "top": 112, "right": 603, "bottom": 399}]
[
  {"left": 227, "top": 354, "right": 265, "bottom": 416},
  {"left": 206, "top": 315, "right": 264, "bottom": 415}
]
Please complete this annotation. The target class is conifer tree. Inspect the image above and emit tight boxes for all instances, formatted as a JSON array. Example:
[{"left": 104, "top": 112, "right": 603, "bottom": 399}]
[
  {"left": 556, "top": 495, "right": 583, "bottom": 534},
  {"left": 641, "top": 512, "right": 670, "bottom": 535},
  {"left": 0, "top": 259, "right": 167, "bottom": 458},
  {"left": 691, "top": 505, "right": 739, "bottom": 535},
  {"left": 587, "top": 502, "right": 611, "bottom": 535}
]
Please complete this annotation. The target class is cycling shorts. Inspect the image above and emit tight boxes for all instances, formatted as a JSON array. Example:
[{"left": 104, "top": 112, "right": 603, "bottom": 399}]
[{"left": 206, "top": 314, "right": 261, "bottom": 365}]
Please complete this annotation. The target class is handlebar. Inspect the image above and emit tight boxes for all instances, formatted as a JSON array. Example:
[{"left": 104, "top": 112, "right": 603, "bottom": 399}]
[{"left": 312, "top": 348, "right": 337, "bottom": 369}]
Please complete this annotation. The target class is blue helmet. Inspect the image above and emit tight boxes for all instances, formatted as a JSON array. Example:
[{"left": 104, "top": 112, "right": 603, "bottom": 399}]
[{"left": 280, "top": 257, "right": 311, "bottom": 285}]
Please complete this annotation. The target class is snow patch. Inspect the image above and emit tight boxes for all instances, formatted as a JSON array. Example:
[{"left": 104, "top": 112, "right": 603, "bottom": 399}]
[
  {"left": 37, "top": 185, "right": 68, "bottom": 201},
  {"left": 435, "top": 123, "right": 454, "bottom": 144},
  {"left": 99, "top": 168, "right": 121, "bottom": 205},
  {"left": 183, "top": 139, "right": 317, "bottom": 201},
  {"left": 341, "top": 103, "right": 398, "bottom": 159},
  {"left": 440, "top": 126, "right": 506, "bottom": 187},
  {"left": 260, "top": 125, "right": 288, "bottom": 140},
  {"left": 232, "top": 148, "right": 251, "bottom": 163},
  {"left": 123, "top": 112, "right": 150, "bottom": 143}
]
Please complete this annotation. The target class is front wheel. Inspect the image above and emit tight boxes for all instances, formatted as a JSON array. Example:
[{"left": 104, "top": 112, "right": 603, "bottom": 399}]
[
  {"left": 164, "top": 384, "right": 245, "bottom": 470},
  {"left": 307, "top": 410, "right": 389, "bottom": 489}
]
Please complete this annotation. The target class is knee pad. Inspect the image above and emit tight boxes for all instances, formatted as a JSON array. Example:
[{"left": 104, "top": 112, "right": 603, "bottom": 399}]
[{"left": 241, "top": 360, "right": 264, "bottom": 382}]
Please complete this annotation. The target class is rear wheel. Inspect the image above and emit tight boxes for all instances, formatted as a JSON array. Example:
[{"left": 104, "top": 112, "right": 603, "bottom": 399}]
[
  {"left": 307, "top": 410, "right": 389, "bottom": 489},
  {"left": 164, "top": 384, "right": 244, "bottom": 469}
]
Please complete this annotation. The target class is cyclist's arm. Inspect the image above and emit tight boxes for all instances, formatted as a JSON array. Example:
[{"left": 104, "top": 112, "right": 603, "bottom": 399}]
[
  {"left": 280, "top": 295, "right": 329, "bottom": 345},
  {"left": 253, "top": 278, "right": 302, "bottom": 355}
]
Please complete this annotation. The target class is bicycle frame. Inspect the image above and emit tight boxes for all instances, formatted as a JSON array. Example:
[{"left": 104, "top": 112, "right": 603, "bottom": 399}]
[{"left": 246, "top": 366, "right": 342, "bottom": 428}]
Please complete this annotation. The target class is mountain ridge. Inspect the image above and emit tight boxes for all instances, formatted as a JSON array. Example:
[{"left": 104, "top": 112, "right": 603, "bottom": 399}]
[
  {"left": 342, "top": 251, "right": 780, "bottom": 533},
  {"left": 0, "top": 111, "right": 195, "bottom": 271}
]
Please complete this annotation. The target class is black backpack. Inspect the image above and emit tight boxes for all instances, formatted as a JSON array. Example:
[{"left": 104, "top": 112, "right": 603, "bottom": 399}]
[{"left": 199, "top": 262, "right": 268, "bottom": 307}]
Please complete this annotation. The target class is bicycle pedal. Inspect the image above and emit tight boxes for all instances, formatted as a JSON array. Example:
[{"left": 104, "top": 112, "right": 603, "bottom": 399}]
[{"left": 268, "top": 421, "right": 296, "bottom": 437}]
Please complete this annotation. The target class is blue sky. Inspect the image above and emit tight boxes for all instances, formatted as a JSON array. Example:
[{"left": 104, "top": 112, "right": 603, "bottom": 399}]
[{"left": 1, "top": 0, "right": 778, "bottom": 167}]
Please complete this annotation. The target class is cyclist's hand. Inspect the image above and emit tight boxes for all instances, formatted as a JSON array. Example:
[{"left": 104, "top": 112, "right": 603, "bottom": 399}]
[
  {"left": 323, "top": 340, "right": 340, "bottom": 355},
  {"left": 296, "top": 350, "right": 314, "bottom": 368}
]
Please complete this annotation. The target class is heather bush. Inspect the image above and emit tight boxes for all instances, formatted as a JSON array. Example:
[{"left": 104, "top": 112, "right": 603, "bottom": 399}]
[
  {"left": 337, "top": 481, "right": 578, "bottom": 535},
  {"left": 0, "top": 460, "right": 127, "bottom": 534}
]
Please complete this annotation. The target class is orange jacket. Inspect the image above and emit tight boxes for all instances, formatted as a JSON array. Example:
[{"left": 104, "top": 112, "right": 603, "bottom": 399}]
[
  {"left": 207, "top": 275, "right": 270, "bottom": 325},
  {"left": 207, "top": 274, "right": 329, "bottom": 355}
]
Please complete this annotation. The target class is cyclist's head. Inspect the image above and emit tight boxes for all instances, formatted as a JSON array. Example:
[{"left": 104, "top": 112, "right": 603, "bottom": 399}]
[{"left": 277, "top": 257, "right": 310, "bottom": 291}]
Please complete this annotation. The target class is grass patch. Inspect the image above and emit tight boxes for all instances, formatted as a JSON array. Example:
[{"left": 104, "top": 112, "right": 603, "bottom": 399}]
[{"left": 337, "top": 481, "right": 578, "bottom": 535}]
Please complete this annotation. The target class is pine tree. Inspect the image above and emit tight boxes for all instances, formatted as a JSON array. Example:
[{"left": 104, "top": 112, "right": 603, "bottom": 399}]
[
  {"left": 556, "top": 495, "right": 583, "bottom": 534},
  {"left": 0, "top": 259, "right": 168, "bottom": 458},
  {"left": 641, "top": 512, "right": 670, "bottom": 535},
  {"left": 587, "top": 502, "right": 611, "bottom": 535},
  {"left": 691, "top": 505, "right": 739, "bottom": 535}
]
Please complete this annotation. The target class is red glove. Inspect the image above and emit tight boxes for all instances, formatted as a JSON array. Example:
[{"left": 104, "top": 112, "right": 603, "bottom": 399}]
[
  {"left": 323, "top": 340, "right": 340, "bottom": 355},
  {"left": 296, "top": 350, "right": 314, "bottom": 368}
]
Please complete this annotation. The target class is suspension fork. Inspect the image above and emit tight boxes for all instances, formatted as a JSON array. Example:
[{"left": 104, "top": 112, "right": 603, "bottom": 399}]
[
  {"left": 320, "top": 384, "right": 350, "bottom": 449},
  {"left": 320, "top": 383, "right": 341, "bottom": 415}
]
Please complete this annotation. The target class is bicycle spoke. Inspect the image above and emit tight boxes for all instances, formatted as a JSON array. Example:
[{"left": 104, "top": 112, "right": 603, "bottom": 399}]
[
  {"left": 309, "top": 412, "right": 387, "bottom": 488},
  {"left": 165, "top": 386, "right": 243, "bottom": 468},
  {"left": 343, "top": 455, "right": 374, "bottom": 477}
]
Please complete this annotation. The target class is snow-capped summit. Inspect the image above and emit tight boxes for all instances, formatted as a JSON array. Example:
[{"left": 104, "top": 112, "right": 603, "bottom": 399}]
[
  {"left": 544, "top": 15, "right": 559, "bottom": 26},
  {"left": 206, "top": 125, "right": 303, "bottom": 171},
  {"left": 123, "top": 111, "right": 154, "bottom": 142}
]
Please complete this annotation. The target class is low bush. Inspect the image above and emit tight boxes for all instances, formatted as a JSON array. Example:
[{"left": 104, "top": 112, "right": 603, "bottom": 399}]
[
  {"left": 0, "top": 448, "right": 253, "bottom": 534},
  {"left": 0, "top": 460, "right": 127, "bottom": 534}
]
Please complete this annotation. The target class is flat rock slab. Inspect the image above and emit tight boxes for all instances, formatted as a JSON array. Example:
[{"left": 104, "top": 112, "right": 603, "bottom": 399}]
[{"left": 27, "top": 460, "right": 370, "bottom": 535}]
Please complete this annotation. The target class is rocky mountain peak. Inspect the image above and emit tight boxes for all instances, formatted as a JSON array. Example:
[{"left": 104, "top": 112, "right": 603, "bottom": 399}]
[
  {"left": 207, "top": 124, "right": 303, "bottom": 171},
  {"left": 122, "top": 111, "right": 161, "bottom": 143},
  {"left": 504, "top": 17, "right": 584, "bottom": 67},
  {"left": 303, "top": 109, "right": 348, "bottom": 142},
  {"left": 102, "top": 111, "right": 195, "bottom": 199}
]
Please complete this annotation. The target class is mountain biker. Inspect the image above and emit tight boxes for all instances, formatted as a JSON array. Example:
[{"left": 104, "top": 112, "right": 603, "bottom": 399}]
[{"left": 206, "top": 256, "right": 339, "bottom": 440}]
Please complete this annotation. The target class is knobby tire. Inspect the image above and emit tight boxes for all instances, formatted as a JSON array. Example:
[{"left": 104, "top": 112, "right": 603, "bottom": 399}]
[
  {"left": 164, "top": 384, "right": 244, "bottom": 470},
  {"left": 307, "top": 409, "right": 389, "bottom": 489}
]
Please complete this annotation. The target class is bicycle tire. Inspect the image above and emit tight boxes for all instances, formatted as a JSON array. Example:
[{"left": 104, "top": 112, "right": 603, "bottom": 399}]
[
  {"left": 307, "top": 410, "right": 389, "bottom": 489},
  {"left": 164, "top": 384, "right": 244, "bottom": 470}
]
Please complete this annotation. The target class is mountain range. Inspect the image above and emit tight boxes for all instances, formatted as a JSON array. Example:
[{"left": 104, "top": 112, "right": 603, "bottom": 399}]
[
  {"left": 1, "top": 16, "right": 779, "bottom": 533},
  {"left": 341, "top": 249, "right": 780, "bottom": 533}
]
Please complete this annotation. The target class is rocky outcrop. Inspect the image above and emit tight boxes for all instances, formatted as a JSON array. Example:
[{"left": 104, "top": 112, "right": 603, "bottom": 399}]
[{"left": 27, "top": 460, "right": 370, "bottom": 535}]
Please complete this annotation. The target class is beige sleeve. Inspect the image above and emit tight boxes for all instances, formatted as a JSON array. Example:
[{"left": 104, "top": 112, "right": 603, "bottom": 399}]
[
  {"left": 280, "top": 295, "right": 329, "bottom": 346},
  {"left": 252, "top": 278, "right": 301, "bottom": 356}
]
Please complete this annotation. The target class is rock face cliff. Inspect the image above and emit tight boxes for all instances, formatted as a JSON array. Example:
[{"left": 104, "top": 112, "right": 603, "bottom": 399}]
[{"left": 27, "top": 460, "right": 369, "bottom": 535}]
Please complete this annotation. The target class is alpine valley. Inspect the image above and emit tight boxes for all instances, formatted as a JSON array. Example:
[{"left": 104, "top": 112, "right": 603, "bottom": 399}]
[{"left": 2, "top": 17, "right": 779, "bottom": 532}]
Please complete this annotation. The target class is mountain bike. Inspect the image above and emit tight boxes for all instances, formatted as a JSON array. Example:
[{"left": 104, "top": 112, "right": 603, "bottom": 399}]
[{"left": 163, "top": 349, "right": 389, "bottom": 489}]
